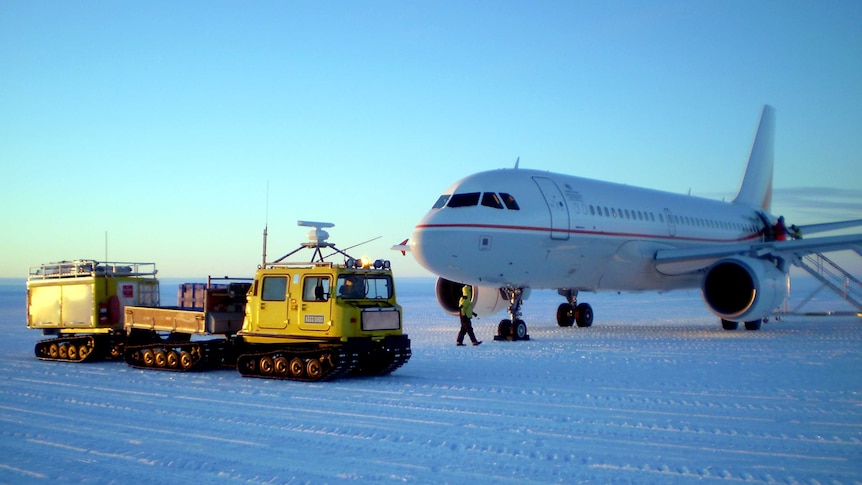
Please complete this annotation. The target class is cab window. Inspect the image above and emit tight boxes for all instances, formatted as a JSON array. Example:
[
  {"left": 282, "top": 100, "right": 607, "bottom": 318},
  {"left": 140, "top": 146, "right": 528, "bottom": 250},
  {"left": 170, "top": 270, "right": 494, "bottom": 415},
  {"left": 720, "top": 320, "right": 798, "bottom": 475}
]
[
  {"left": 302, "top": 276, "right": 330, "bottom": 301},
  {"left": 337, "top": 275, "right": 393, "bottom": 299},
  {"left": 261, "top": 276, "right": 287, "bottom": 301},
  {"left": 364, "top": 276, "right": 393, "bottom": 299}
]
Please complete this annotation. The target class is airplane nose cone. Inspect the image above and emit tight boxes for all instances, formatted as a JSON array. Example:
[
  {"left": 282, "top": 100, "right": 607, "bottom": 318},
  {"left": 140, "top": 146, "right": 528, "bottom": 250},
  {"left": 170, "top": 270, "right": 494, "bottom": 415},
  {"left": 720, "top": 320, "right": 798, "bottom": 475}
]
[
  {"left": 409, "top": 225, "right": 440, "bottom": 273},
  {"left": 410, "top": 224, "right": 467, "bottom": 279}
]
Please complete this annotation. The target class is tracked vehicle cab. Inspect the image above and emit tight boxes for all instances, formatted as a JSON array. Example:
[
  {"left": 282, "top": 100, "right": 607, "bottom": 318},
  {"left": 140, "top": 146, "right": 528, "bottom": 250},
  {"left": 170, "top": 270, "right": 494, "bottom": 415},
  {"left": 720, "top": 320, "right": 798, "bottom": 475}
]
[{"left": 236, "top": 221, "right": 410, "bottom": 380}]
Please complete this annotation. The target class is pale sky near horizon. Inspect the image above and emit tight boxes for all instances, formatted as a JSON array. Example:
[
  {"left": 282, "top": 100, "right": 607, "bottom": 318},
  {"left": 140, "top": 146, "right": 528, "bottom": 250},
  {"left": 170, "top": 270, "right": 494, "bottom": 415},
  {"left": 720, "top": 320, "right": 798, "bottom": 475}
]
[{"left": 2, "top": 1, "right": 861, "bottom": 279}]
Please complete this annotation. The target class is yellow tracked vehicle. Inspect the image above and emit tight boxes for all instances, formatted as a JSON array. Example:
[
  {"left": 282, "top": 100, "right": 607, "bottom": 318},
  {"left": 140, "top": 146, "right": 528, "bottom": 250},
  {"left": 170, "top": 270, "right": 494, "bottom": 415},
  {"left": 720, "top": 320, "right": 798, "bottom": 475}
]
[
  {"left": 26, "top": 260, "right": 160, "bottom": 362},
  {"left": 123, "top": 221, "right": 411, "bottom": 381}
]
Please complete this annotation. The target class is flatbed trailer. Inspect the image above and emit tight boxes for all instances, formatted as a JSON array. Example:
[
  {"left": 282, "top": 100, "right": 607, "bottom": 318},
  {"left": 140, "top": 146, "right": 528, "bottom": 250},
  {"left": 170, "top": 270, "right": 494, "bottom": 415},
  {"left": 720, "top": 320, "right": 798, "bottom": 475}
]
[{"left": 123, "top": 279, "right": 250, "bottom": 370}]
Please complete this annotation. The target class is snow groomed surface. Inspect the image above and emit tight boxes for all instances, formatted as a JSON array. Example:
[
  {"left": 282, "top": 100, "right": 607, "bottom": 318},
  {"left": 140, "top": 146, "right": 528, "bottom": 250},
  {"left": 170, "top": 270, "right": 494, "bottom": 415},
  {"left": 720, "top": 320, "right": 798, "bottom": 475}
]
[{"left": 1, "top": 278, "right": 860, "bottom": 484}]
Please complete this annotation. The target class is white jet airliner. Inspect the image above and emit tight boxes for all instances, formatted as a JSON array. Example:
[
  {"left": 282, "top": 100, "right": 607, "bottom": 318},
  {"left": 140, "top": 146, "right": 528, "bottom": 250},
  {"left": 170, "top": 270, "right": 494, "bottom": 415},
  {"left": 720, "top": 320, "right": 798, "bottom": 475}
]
[{"left": 399, "top": 105, "right": 862, "bottom": 338}]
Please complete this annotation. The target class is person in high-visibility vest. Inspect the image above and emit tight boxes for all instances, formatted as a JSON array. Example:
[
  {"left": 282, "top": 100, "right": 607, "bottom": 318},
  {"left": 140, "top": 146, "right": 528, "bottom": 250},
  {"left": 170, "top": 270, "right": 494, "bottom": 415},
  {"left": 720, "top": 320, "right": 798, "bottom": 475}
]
[{"left": 457, "top": 285, "right": 482, "bottom": 346}]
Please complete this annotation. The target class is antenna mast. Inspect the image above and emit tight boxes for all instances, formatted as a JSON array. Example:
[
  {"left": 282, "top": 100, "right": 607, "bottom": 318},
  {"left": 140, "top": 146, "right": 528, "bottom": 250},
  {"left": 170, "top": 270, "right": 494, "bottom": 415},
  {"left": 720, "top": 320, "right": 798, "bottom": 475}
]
[{"left": 261, "top": 181, "right": 270, "bottom": 267}]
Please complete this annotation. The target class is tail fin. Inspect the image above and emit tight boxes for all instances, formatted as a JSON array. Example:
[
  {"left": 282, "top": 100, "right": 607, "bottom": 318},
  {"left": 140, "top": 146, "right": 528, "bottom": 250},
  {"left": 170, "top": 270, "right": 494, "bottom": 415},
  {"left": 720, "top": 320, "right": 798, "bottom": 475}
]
[{"left": 732, "top": 105, "right": 775, "bottom": 211}]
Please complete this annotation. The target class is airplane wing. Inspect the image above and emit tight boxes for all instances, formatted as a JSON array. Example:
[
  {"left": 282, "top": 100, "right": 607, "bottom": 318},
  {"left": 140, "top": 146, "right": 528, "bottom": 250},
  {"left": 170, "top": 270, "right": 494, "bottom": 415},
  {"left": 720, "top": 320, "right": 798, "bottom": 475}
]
[
  {"left": 795, "top": 219, "right": 862, "bottom": 236},
  {"left": 654, "top": 233, "right": 862, "bottom": 275}
]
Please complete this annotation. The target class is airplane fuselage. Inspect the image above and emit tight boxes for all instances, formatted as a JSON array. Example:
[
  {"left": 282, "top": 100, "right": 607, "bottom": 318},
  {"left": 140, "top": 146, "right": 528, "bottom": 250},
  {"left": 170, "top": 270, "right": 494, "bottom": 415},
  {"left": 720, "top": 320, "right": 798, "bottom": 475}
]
[
  {"left": 410, "top": 168, "right": 766, "bottom": 293},
  {"left": 405, "top": 107, "right": 862, "bottom": 333}
]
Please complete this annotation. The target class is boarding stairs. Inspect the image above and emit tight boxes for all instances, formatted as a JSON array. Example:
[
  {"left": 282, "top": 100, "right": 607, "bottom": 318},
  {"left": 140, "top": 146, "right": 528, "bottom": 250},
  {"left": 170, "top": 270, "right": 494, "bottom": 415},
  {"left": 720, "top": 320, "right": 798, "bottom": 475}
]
[{"left": 789, "top": 251, "right": 862, "bottom": 314}]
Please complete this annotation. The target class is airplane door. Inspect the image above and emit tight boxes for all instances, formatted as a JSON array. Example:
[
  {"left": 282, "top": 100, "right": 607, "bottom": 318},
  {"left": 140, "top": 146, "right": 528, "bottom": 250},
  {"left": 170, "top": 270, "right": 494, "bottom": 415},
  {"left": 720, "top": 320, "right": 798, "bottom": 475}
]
[
  {"left": 533, "top": 177, "right": 570, "bottom": 240},
  {"left": 664, "top": 208, "right": 677, "bottom": 237}
]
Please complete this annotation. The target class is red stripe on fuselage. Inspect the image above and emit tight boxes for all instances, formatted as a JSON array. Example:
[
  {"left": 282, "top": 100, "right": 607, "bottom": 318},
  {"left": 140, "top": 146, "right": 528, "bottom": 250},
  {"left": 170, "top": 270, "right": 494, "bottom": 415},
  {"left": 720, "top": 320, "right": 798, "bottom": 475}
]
[{"left": 414, "top": 223, "right": 762, "bottom": 244}]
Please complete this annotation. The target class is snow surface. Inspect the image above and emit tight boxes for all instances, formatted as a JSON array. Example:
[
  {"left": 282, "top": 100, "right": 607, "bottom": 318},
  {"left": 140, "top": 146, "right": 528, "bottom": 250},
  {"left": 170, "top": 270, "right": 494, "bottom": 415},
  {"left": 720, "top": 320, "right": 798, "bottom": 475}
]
[{"left": 1, "top": 277, "right": 860, "bottom": 484}]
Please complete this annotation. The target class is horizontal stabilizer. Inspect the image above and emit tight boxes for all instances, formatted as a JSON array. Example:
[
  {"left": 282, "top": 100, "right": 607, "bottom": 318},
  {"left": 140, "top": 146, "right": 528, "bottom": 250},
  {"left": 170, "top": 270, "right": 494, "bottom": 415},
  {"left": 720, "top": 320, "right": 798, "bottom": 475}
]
[{"left": 391, "top": 239, "right": 411, "bottom": 255}]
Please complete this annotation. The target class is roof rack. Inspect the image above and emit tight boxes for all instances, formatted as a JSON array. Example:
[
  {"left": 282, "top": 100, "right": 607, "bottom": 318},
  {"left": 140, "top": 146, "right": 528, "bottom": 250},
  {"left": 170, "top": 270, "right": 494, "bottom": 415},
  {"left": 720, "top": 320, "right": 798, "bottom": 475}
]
[{"left": 28, "top": 260, "right": 158, "bottom": 280}]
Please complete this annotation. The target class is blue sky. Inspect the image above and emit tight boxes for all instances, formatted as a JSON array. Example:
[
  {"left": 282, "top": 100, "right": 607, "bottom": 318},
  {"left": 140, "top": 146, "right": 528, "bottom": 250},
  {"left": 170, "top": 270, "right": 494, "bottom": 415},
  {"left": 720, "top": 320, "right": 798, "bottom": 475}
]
[{"left": 1, "top": 0, "right": 860, "bottom": 278}]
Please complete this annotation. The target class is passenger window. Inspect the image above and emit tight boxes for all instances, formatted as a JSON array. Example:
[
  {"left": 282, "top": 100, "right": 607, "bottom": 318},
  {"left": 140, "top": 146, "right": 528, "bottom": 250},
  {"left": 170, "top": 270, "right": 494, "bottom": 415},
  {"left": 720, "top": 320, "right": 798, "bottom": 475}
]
[
  {"left": 303, "top": 276, "right": 330, "bottom": 301},
  {"left": 447, "top": 192, "right": 481, "bottom": 208},
  {"left": 481, "top": 192, "right": 504, "bottom": 209},
  {"left": 589, "top": 205, "right": 595, "bottom": 216},
  {"left": 262, "top": 276, "right": 287, "bottom": 301},
  {"left": 500, "top": 193, "right": 520, "bottom": 210},
  {"left": 432, "top": 195, "right": 450, "bottom": 209}
]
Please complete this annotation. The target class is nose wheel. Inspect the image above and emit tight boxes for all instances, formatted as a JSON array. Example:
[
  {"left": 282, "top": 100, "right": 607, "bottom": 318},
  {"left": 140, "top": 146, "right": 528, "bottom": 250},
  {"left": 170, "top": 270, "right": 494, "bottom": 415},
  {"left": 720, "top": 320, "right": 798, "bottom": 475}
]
[{"left": 494, "top": 287, "right": 530, "bottom": 341}]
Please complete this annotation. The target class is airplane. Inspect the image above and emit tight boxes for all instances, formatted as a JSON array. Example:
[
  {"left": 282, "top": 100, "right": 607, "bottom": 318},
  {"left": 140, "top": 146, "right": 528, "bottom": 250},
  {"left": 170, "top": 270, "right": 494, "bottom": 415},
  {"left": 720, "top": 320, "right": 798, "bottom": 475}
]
[{"left": 397, "top": 105, "right": 862, "bottom": 338}]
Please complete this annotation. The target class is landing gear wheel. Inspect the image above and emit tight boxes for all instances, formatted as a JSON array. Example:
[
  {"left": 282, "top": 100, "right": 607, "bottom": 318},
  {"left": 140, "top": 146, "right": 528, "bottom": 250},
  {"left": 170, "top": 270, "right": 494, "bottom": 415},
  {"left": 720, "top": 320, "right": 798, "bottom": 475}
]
[
  {"left": 744, "top": 320, "right": 762, "bottom": 331},
  {"left": 259, "top": 356, "right": 274, "bottom": 375},
  {"left": 498, "top": 319, "right": 512, "bottom": 338},
  {"left": 512, "top": 319, "right": 528, "bottom": 340},
  {"left": 289, "top": 358, "right": 304, "bottom": 377},
  {"left": 557, "top": 303, "right": 575, "bottom": 327},
  {"left": 306, "top": 358, "right": 323, "bottom": 380},
  {"left": 575, "top": 303, "right": 593, "bottom": 327},
  {"left": 721, "top": 319, "right": 739, "bottom": 331},
  {"left": 274, "top": 357, "right": 288, "bottom": 376},
  {"left": 179, "top": 351, "right": 194, "bottom": 370}
]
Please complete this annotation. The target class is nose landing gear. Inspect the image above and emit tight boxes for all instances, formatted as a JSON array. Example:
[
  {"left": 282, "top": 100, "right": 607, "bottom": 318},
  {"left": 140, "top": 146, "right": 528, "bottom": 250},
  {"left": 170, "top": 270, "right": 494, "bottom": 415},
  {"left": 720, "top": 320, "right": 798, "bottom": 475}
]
[{"left": 494, "top": 287, "right": 531, "bottom": 341}]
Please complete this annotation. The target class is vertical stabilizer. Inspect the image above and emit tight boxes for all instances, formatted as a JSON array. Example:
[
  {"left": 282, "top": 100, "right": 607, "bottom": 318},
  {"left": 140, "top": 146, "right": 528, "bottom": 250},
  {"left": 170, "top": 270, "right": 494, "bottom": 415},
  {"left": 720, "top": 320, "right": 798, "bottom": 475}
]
[{"left": 732, "top": 105, "right": 775, "bottom": 211}]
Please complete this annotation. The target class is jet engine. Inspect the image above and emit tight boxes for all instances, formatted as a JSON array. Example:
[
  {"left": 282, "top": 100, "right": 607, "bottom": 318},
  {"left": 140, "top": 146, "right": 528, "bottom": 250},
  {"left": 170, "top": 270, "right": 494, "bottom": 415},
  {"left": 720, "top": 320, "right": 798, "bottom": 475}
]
[
  {"left": 701, "top": 256, "right": 786, "bottom": 323},
  {"left": 434, "top": 277, "right": 508, "bottom": 317}
]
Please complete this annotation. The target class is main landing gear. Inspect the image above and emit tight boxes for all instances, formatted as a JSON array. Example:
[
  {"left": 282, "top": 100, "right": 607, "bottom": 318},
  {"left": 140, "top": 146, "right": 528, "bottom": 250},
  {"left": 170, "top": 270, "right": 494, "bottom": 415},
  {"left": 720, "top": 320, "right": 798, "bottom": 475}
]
[
  {"left": 556, "top": 289, "right": 593, "bottom": 328},
  {"left": 494, "top": 288, "right": 530, "bottom": 341},
  {"left": 721, "top": 318, "right": 764, "bottom": 331},
  {"left": 494, "top": 287, "right": 595, "bottom": 341}
]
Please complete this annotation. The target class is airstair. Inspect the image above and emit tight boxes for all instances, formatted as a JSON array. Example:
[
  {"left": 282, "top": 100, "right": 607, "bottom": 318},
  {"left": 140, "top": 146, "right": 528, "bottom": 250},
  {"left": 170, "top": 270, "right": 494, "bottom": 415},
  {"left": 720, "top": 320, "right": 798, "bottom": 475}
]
[{"left": 788, "top": 251, "right": 862, "bottom": 314}]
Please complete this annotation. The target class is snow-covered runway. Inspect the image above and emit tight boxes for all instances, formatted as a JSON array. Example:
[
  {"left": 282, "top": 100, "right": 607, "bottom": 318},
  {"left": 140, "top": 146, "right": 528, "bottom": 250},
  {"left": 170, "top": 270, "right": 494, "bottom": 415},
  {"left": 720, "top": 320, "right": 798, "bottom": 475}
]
[{"left": 1, "top": 278, "right": 860, "bottom": 484}]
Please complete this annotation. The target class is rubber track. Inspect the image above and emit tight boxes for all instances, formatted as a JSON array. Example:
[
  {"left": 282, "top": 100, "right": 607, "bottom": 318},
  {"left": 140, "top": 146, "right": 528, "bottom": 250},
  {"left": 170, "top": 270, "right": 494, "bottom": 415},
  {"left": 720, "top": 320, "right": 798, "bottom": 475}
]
[
  {"left": 35, "top": 336, "right": 104, "bottom": 363},
  {"left": 236, "top": 346, "right": 359, "bottom": 382},
  {"left": 123, "top": 341, "right": 221, "bottom": 372},
  {"left": 352, "top": 343, "right": 412, "bottom": 377}
]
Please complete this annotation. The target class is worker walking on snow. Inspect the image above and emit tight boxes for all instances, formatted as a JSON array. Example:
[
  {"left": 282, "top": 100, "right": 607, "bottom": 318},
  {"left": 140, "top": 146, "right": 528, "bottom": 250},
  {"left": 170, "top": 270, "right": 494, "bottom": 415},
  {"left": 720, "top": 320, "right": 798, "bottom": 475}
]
[{"left": 457, "top": 285, "right": 482, "bottom": 346}]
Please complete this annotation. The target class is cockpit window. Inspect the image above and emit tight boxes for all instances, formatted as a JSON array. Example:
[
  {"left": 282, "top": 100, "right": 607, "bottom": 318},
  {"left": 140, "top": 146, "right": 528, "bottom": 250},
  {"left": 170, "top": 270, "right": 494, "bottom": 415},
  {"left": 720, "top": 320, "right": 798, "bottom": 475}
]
[
  {"left": 500, "top": 193, "right": 520, "bottom": 210},
  {"left": 481, "top": 192, "right": 504, "bottom": 209},
  {"left": 447, "top": 192, "right": 481, "bottom": 208},
  {"left": 432, "top": 195, "right": 450, "bottom": 209}
]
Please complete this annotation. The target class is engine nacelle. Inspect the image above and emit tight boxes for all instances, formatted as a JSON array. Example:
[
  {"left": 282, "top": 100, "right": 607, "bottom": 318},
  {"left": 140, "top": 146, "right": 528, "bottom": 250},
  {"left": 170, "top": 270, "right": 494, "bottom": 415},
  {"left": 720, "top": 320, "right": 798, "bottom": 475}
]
[
  {"left": 702, "top": 256, "right": 786, "bottom": 322},
  {"left": 434, "top": 277, "right": 508, "bottom": 317}
]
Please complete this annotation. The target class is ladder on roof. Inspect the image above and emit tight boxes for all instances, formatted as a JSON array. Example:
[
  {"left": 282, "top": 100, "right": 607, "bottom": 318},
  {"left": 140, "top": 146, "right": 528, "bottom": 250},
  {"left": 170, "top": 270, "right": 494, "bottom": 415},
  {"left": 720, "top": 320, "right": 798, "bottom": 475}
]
[{"left": 790, "top": 251, "right": 862, "bottom": 313}]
